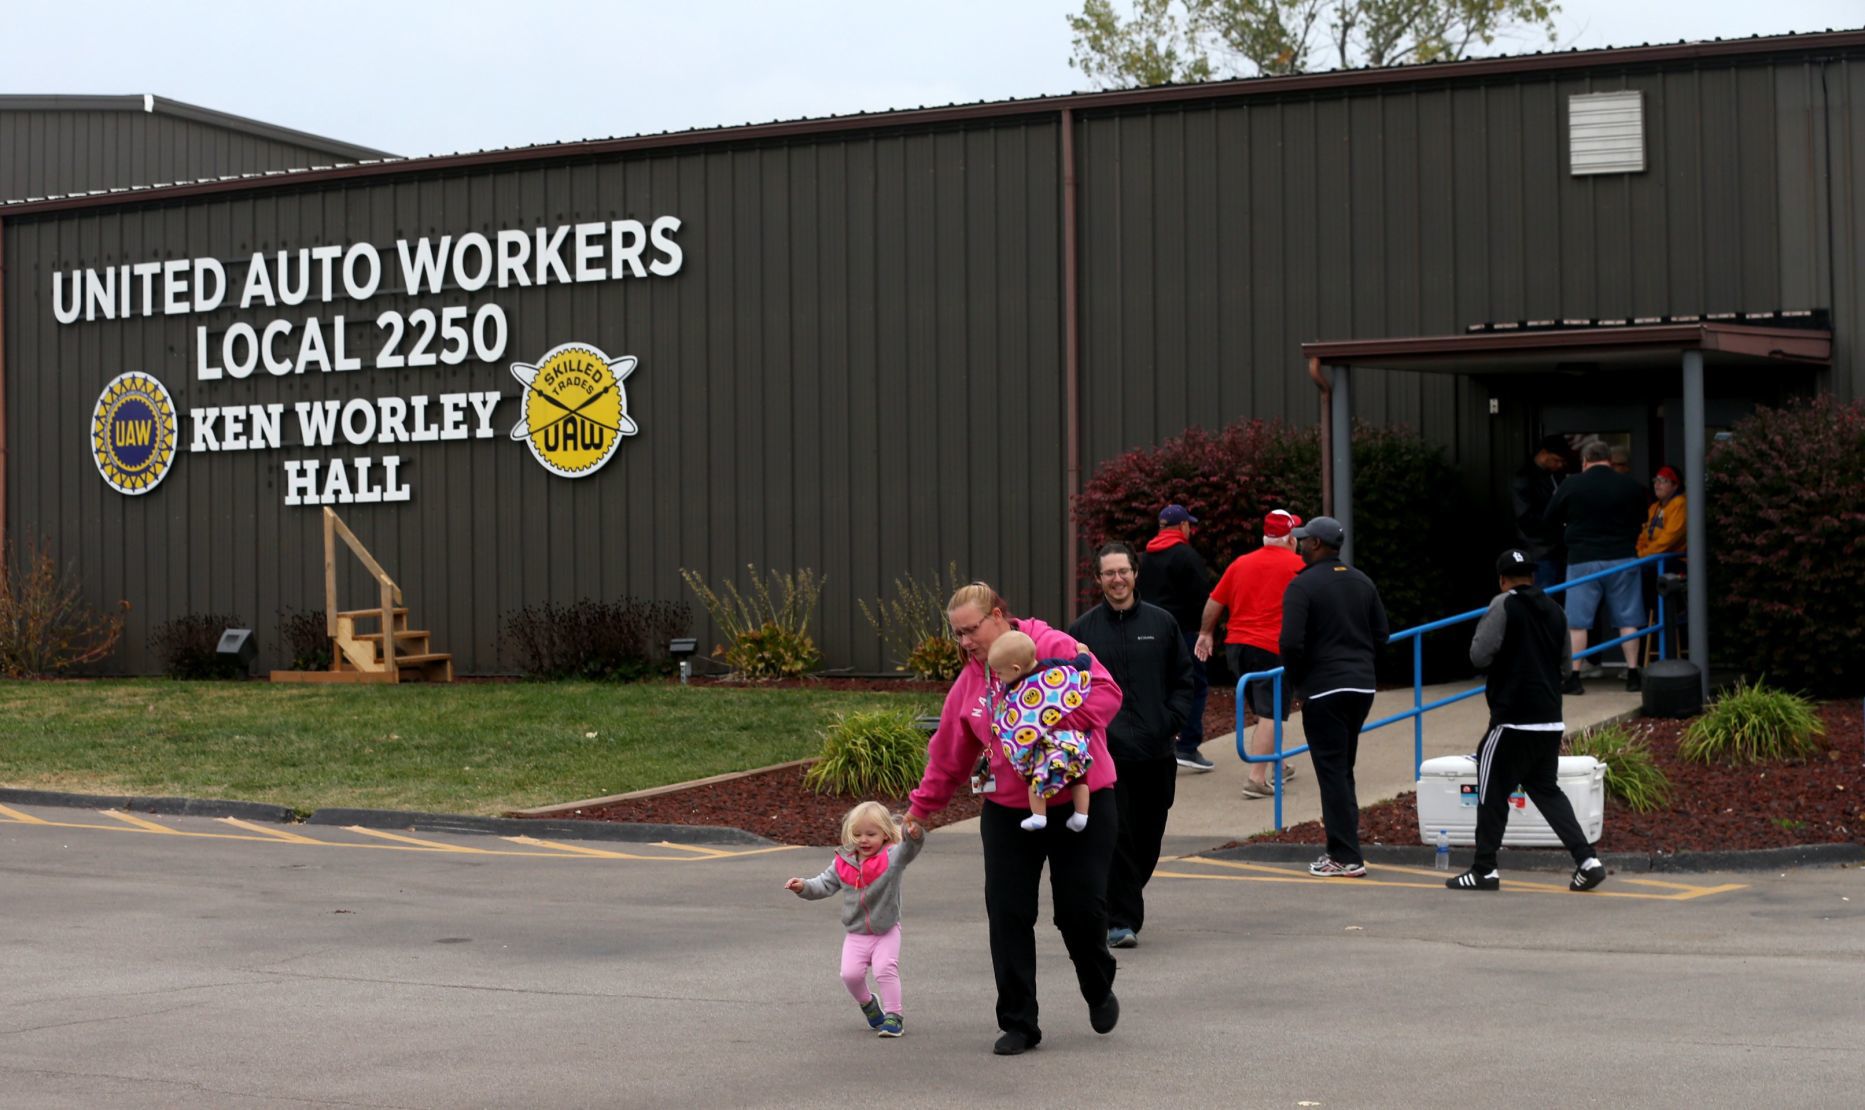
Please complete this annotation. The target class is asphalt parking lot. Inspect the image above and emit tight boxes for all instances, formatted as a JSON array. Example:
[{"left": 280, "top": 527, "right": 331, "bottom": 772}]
[{"left": 3, "top": 804, "right": 1861, "bottom": 1109}]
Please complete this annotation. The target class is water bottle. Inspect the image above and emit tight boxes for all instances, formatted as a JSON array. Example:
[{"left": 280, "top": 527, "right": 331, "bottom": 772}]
[{"left": 1434, "top": 829, "right": 1451, "bottom": 870}]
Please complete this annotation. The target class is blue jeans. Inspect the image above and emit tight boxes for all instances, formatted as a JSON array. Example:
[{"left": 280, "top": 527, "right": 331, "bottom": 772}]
[{"left": 1177, "top": 630, "right": 1208, "bottom": 756}]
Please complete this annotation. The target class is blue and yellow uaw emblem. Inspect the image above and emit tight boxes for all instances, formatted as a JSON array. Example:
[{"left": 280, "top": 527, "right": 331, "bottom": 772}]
[
  {"left": 508, "top": 342, "right": 639, "bottom": 478},
  {"left": 90, "top": 371, "right": 178, "bottom": 495}
]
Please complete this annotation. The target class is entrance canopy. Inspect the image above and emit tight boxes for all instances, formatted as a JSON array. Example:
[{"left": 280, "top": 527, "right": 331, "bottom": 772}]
[{"left": 1300, "top": 321, "right": 1833, "bottom": 697}]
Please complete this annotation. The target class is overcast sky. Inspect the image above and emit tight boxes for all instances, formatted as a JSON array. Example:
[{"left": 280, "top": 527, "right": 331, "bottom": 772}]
[{"left": 4, "top": 1, "right": 1861, "bottom": 159}]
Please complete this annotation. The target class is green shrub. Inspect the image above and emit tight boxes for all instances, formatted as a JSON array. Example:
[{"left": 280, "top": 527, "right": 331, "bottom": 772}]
[
  {"left": 803, "top": 708, "right": 930, "bottom": 797},
  {"left": 0, "top": 539, "right": 127, "bottom": 676},
  {"left": 1679, "top": 677, "right": 1826, "bottom": 765},
  {"left": 859, "top": 562, "right": 967, "bottom": 679},
  {"left": 904, "top": 634, "right": 966, "bottom": 681},
  {"left": 277, "top": 606, "right": 334, "bottom": 671},
  {"left": 681, "top": 565, "right": 825, "bottom": 681},
  {"left": 1565, "top": 723, "right": 1671, "bottom": 813},
  {"left": 1706, "top": 395, "right": 1865, "bottom": 695},
  {"left": 498, "top": 597, "right": 690, "bottom": 680},
  {"left": 149, "top": 613, "right": 247, "bottom": 679}
]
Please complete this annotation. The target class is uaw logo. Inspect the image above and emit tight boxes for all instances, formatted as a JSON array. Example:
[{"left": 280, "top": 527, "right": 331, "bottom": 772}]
[
  {"left": 91, "top": 371, "right": 178, "bottom": 495},
  {"left": 508, "top": 342, "right": 638, "bottom": 478}
]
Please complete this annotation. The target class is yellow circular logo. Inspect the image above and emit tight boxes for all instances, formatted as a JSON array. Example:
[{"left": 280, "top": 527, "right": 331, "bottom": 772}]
[
  {"left": 508, "top": 342, "right": 638, "bottom": 478},
  {"left": 91, "top": 371, "right": 178, "bottom": 495}
]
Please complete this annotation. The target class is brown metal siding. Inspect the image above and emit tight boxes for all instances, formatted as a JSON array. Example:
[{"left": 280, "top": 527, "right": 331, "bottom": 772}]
[
  {"left": 1073, "top": 56, "right": 1826, "bottom": 478},
  {"left": 1, "top": 108, "right": 369, "bottom": 202},
  {"left": 4, "top": 120, "right": 1064, "bottom": 674}
]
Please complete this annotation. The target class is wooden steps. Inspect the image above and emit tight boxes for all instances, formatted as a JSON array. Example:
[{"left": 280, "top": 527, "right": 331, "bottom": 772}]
[{"left": 268, "top": 508, "right": 454, "bottom": 685}]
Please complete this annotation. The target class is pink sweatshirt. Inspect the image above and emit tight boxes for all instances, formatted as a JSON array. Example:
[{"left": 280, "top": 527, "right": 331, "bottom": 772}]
[{"left": 908, "top": 616, "right": 1124, "bottom": 819}]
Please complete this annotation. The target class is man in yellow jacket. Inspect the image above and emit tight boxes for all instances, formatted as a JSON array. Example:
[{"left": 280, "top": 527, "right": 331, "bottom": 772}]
[{"left": 1636, "top": 466, "right": 1687, "bottom": 558}]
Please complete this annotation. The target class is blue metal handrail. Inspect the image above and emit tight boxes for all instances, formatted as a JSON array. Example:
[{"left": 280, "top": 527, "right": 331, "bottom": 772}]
[{"left": 1234, "top": 552, "right": 1679, "bottom": 830}]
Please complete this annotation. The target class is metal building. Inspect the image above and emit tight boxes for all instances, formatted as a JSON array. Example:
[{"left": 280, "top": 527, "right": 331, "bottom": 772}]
[
  {"left": 2, "top": 31, "right": 1860, "bottom": 675},
  {"left": 2, "top": 94, "right": 393, "bottom": 202}
]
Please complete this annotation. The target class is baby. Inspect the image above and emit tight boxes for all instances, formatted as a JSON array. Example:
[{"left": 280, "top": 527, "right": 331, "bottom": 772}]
[{"left": 986, "top": 630, "right": 1094, "bottom": 832}]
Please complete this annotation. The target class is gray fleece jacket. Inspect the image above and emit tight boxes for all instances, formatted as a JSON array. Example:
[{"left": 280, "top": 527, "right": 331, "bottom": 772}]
[{"left": 794, "top": 831, "right": 924, "bottom": 934}]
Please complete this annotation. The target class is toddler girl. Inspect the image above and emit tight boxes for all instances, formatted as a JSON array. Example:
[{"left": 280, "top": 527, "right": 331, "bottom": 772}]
[
  {"left": 784, "top": 801, "right": 925, "bottom": 1037},
  {"left": 986, "top": 630, "right": 1094, "bottom": 832}
]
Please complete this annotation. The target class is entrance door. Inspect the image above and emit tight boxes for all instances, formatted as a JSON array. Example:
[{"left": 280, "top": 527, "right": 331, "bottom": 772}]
[{"left": 1540, "top": 403, "right": 1652, "bottom": 481}]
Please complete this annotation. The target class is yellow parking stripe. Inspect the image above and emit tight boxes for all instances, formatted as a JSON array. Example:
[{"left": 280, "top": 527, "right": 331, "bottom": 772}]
[
  {"left": 220, "top": 817, "right": 325, "bottom": 844},
  {"left": 503, "top": 835, "right": 664, "bottom": 860},
  {"left": 1168, "top": 856, "right": 1746, "bottom": 901},
  {"left": 654, "top": 841, "right": 732, "bottom": 858},
  {"left": 98, "top": 810, "right": 183, "bottom": 834},
  {"left": 0, "top": 803, "right": 50, "bottom": 824},
  {"left": 345, "top": 826, "right": 488, "bottom": 853}
]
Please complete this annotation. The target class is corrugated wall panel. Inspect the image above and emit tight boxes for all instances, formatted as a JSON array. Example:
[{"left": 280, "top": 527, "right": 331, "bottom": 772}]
[
  {"left": 5, "top": 120, "right": 1065, "bottom": 673},
  {"left": 2, "top": 108, "right": 371, "bottom": 203}
]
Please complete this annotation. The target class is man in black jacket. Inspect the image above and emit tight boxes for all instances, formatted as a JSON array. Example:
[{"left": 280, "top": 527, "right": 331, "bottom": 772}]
[
  {"left": 1511, "top": 435, "right": 1570, "bottom": 589},
  {"left": 1071, "top": 542, "right": 1194, "bottom": 949},
  {"left": 1139, "top": 504, "right": 1213, "bottom": 771},
  {"left": 1448, "top": 549, "right": 1607, "bottom": 893},
  {"left": 1280, "top": 516, "right": 1388, "bottom": 878},
  {"left": 1544, "top": 439, "right": 1651, "bottom": 693}
]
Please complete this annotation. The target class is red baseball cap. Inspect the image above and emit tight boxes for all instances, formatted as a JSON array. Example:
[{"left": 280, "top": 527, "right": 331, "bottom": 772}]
[{"left": 1264, "top": 509, "right": 1303, "bottom": 538}]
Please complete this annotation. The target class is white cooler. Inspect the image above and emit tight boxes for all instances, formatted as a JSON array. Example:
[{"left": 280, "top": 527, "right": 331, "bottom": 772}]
[{"left": 1415, "top": 754, "right": 1605, "bottom": 847}]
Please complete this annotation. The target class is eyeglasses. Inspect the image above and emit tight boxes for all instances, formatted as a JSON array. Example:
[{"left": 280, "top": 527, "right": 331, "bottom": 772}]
[
  {"left": 1098, "top": 567, "right": 1135, "bottom": 579},
  {"left": 951, "top": 613, "right": 996, "bottom": 640}
]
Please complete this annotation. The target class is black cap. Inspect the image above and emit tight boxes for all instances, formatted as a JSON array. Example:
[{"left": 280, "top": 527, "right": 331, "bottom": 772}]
[
  {"left": 1292, "top": 516, "right": 1345, "bottom": 548},
  {"left": 1536, "top": 434, "right": 1568, "bottom": 455},
  {"left": 1496, "top": 549, "right": 1534, "bottom": 577}
]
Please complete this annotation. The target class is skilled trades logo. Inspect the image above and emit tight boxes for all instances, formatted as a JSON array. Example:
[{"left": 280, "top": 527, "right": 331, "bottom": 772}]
[
  {"left": 90, "top": 371, "right": 178, "bottom": 495},
  {"left": 508, "top": 342, "right": 638, "bottom": 477}
]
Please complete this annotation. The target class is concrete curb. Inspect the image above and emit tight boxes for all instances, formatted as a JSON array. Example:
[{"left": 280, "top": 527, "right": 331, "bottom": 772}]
[
  {"left": 1204, "top": 840, "right": 1864, "bottom": 873},
  {"left": 0, "top": 787, "right": 297, "bottom": 823},
  {"left": 304, "top": 807, "right": 778, "bottom": 846},
  {"left": 0, "top": 788, "right": 777, "bottom": 847}
]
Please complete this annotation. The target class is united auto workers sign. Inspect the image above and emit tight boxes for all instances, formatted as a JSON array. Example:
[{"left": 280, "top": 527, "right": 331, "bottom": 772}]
[{"left": 57, "top": 217, "right": 681, "bottom": 505}]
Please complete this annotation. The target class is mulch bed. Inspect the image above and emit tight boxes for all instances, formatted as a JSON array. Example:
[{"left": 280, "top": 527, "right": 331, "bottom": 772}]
[
  {"left": 1243, "top": 700, "right": 1864, "bottom": 854},
  {"left": 545, "top": 763, "right": 986, "bottom": 846}
]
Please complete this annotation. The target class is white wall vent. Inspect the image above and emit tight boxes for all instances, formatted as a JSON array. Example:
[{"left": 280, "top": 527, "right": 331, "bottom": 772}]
[{"left": 1569, "top": 91, "right": 1645, "bottom": 175}]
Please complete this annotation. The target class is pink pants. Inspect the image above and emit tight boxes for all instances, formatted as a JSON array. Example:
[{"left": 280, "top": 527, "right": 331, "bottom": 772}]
[{"left": 840, "top": 925, "right": 903, "bottom": 1014}]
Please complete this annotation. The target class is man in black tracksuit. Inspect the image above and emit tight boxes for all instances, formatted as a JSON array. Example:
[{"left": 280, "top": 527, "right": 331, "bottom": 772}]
[
  {"left": 1071, "top": 542, "right": 1194, "bottom": 949},
  {"left": 1449, "top": 549, "right": 1607, "bottom": 893},
  {"left": 1138, "top": 504, "right": 1213, "bottom": 770},
  {"left": 1279, "top": 516, "right": 1388, "bottom": 878}
]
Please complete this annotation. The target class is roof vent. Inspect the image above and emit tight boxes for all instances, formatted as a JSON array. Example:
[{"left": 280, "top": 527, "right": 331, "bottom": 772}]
[{"left": 1569, "top": 91, "right": 1645, "bottom": 175}]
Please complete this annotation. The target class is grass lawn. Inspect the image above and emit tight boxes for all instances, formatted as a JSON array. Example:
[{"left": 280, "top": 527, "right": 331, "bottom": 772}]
[{"left": 0, "top": 679, "right": 939, "bottom": 816}]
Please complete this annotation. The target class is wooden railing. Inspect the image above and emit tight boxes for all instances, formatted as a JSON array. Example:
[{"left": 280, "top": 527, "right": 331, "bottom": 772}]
[{"left": 323, "top": 507, "right": 405, "bottom": 679}]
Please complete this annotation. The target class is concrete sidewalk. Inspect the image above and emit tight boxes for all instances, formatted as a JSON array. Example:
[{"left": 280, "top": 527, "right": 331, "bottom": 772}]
[{"left": 947, "top": 680, "right": 1643, "bottom": 844}]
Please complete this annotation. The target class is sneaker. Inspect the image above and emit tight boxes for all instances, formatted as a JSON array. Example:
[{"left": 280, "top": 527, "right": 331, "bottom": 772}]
[
  {"left": 1561, "top": 672, "right": 1586, "bottom": 696},
  {"left": 1107, "top": 926, "right": 1138, "bottom": 949},
  {"left": 1445, "top": 869, "right": 1500, "bottom": 891},
  {"left": 1278, "top": 764, "right": 1298, "bottom": 784},
  {"left": 1308, "top": 855, "right": 1367, "bottom": 878},
  {"left": 1625, "top": 668, "right": 1642, "bottom": 693},
  {"left": 1571, "top": 862, "right": 1608, "bottom": 892},
  {"left": 1089, "top": 991, "right": 1120, "bottom": 1034},
  {"left": 993, "top": 1028, "right": 1041, "bottom": 1055},
  {"left": 878, "top": 1013, "right": 904, "bottom": 1037},
  {"left": 1176, "top": 751, "right": 1216, "bottom": 772},
  {"left": 858, "top": 995, "right": 885, "bottom": 1029},
  {"left": 1240, "top": 780, "right": 1276, "bottom": 799}
]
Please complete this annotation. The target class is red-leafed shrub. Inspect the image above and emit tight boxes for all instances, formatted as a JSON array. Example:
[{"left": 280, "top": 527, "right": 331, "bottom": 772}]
[
  {"left": 1706, "top": 395, "right": 1865, "bottom": 696},
  {"left": 1073, "top": 419, "right": 1484, "bottom": 680}
]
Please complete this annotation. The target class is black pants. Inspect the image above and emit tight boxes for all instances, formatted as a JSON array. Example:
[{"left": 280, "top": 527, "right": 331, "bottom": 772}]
[
  {"left": 980, "top": 788, "right": 1118, "bottom": 1036},
  {"left": 1473, "top": 725, "right": 1595, "bottom": 872},
  {"left": 1177, "top": 630, "right": 1209, "bottom": 756},
  {"left": 1108, "top": 755, "right": 1176, "bottom": 934},
  {"left": 1302, "top": 691, "right": 1374, "bottom": 866}
]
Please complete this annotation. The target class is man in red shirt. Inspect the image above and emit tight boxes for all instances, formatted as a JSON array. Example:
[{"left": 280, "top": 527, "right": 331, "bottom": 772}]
[{"left": 1196, "top": 509, "right": 1307, "bottom": 798}]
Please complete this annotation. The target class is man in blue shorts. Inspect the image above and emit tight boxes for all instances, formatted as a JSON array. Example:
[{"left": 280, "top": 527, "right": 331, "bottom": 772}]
[{"left": 1543, "top": 440, "right": 1649, "bottom": 693}]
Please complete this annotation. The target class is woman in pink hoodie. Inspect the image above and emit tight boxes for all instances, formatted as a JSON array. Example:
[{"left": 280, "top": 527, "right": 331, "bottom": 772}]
[{"left": 904, "top": 582, "right": 1125, "bottom": 1056}]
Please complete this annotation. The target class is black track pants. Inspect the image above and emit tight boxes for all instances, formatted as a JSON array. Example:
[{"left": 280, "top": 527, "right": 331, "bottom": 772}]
[
  {"left": 1302, "top": 691, "right": 1374, "bottom": 867},
  {"left": 980, "top": 788, "right": 1118, "bottom": 1036},
  {"left": 1473, "top": 725, "right": 1595, "bottom": 873},
  {"left": 1108, "top": 755, "right": 1176, "bottom": 934}
]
